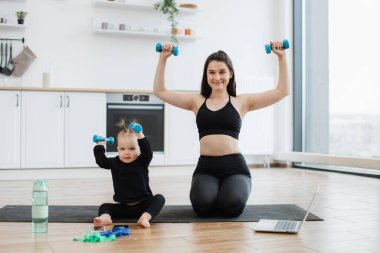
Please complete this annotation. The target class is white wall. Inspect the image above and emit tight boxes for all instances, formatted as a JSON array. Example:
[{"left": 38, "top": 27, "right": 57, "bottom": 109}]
[{"left": 1, "top": 0, "right": 293, "bottom": 154}]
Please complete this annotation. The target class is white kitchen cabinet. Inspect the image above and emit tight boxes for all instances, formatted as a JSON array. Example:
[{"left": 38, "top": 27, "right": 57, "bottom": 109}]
[
  {"left": 21, "top": 91, "right": 65, "bottom": 168},
  {"left": 165, "top": 104, "right": 199, "bottom": 165},
  {"left": 0, "top": 91, "right": 21, "bottom": 169},
  {"left": 21, "top": 91, "right": 106, "bottom": 168},
  {"left": 64, "top": 92, "right": 106, "bottom": 167}
]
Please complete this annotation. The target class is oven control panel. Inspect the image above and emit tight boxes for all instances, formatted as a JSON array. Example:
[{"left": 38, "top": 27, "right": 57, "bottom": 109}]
[
  {"left": 123, "top": 94, "right": 134, "bottom": 101},
  {"left": 123, "top": 94, "right": 149, "bottom": 102},
  {"left": 107, "top": 93, "right": 163, "bottom": 104}
]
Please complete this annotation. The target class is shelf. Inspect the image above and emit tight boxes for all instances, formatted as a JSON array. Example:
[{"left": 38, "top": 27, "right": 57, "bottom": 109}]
[
  {"left": 0, "top": 23, "right": 26, "bottom": 31},
  {"left": 93, "top": 0, "right": 199, "bottom": 14},
  {"left": 94, "top": 28, "right": 200, "bottom": 41}
]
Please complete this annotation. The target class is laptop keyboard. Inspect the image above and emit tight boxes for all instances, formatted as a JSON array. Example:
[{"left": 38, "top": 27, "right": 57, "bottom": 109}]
[{"left": 274, "top": 220, "right": 298, "bottom": 231}]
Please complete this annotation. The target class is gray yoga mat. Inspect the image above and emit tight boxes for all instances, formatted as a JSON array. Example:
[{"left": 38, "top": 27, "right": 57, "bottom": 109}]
[{"left": 0, "top": 205, "right": 323, "bottom": 223}]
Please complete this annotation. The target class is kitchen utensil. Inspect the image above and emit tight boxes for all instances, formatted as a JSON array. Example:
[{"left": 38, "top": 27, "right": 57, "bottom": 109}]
[
  {"left": 2, "top": 43, "right": 12, "bottom": 76},
  {"left": 0, "top": 42, "right": 3, "bottom": 74},
  {"left": 5, "top": 43, "right": 15, "bottom": 73}
]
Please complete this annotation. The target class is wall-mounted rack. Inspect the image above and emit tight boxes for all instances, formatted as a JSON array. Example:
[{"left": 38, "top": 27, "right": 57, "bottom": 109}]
[{"left": 0, "top": 37, "right": 25, "bottom": 44}]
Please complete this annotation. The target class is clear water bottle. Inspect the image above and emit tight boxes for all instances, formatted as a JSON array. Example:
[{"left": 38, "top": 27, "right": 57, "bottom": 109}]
[{"left": 32, "top": 180, "right": 48, "bottom": 233}]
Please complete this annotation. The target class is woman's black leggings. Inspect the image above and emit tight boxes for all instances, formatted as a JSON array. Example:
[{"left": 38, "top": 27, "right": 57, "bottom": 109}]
[
  {"left": 98, "top": 194, "right": 165, "bottom": 220},
  {"left": 190, "top": 173, "right": 252, "bottom": 217}
]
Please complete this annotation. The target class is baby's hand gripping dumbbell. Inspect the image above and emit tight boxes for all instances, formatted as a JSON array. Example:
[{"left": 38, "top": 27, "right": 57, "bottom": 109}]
[
  {"left": 129, "top": 122, "right": 143, "bottom": 133},
  {"left": 93, "top": 135, "right": 115, "bottom": 145},
  {"left": 155, "top": 42, "right": 179, "bottom": 56},
  {"left": 265, "top": 39, "right": 290, "bottom": 54}
]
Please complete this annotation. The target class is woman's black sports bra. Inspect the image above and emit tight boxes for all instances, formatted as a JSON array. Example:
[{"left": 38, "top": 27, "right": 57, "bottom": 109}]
[{"left": 196, "top": 96, "right": 242, "bottom": 140}]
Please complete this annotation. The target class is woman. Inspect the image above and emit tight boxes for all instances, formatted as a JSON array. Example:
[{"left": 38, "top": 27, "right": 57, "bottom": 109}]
[{"left": 153, "top": 42, "right": 289, "bottom": 217}]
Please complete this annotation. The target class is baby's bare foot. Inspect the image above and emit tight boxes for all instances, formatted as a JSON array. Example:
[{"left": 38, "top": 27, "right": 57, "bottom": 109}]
[
  {"left": 93, "top": 214, "right": 113, "bottom": 227},
  {"left": 137, "top": 212, "right": 152, "bottom": 228}
]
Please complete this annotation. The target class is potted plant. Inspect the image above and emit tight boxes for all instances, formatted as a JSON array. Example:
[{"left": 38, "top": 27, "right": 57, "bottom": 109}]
[
  {"left": 154, "top": 0, "right": 179, "bottom": 45},
  {"left": 16, "top": 11, "right": 27, "bottom": 24}
]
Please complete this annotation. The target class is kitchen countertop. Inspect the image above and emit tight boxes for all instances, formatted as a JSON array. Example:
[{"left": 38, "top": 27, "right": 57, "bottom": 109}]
[{"left": 0, "top": 86, "right": 153, "bottom": 93}]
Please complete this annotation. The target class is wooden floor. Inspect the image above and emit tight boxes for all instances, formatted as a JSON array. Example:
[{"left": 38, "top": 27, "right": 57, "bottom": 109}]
[{"left": 0, "top": 166, "right": 379, "bottom": 253}]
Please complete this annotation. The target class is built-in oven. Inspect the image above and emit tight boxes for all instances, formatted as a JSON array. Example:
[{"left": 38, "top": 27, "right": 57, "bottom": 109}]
[{"left": 106, "top": 93, "right": 164, "bottom": 159}]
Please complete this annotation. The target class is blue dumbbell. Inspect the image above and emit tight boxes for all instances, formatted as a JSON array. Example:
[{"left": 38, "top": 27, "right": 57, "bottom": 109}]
[
  {"left": 112, "top": 225, "right": 130, "bottom": 237},
  {"left": 265, "top": 39, "right": 290, "bottom": 54},
  {"left": 129, "top": 122, "right": 143, "bottom": 133},
  {"left": 93, "top": 135, "right": 115, "bottom": 145},
  {"left": 156, "top": 42, "right": 179, "bottom": 56}
]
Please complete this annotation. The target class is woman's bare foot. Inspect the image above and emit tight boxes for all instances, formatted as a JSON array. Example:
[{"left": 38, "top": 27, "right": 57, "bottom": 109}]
[
  {"left": 137, "top": 212, "right": 152, "bottom": 228},
  {"left": 93, "top": 214, "right": 113, "bottom": 228}
]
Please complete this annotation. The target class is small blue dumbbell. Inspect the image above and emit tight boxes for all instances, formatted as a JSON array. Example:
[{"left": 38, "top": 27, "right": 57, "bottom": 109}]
[
  {"left": 93, "top": 135, "right": 115, "bottom": 145},
  {"left": 156, "top": 42, "right": 179, "bottom": 56},
  {"left": 112, "top": 225, "right": 130, "bottom": 237},
  {"left": 100, "top": 230, "right": 113, "bottom": 237},
  {"left": 129, "top": 122, "right": 143, "bottom": 133},
  {"left": 265, "top": 39, "right": 290, "bottom": 54}
]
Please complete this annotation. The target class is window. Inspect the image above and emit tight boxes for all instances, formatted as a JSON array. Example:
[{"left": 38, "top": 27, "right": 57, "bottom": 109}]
[{"left": 294, "top": 0, "right": 380, "bottom": 159}]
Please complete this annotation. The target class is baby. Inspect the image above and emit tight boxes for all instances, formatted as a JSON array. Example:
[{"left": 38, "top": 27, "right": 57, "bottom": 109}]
[{"left": 93, "top": 119, "right": 165, "bottom": 228}]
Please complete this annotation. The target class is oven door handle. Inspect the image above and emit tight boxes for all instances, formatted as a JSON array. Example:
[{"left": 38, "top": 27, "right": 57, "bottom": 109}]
[{"left": 107, "top": 105, "right": 164, "bottom": 110}]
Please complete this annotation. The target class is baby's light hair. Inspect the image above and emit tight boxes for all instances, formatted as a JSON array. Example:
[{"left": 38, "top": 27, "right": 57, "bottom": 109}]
[
  {"left": 116, "top": 119, "right": 135, "bottom": 141},
  {"left": 117, "top": 118, "right": 128, "bottom": 132},
  {"left": 130, "top": 118, "right": 140, "bottom": 125}
]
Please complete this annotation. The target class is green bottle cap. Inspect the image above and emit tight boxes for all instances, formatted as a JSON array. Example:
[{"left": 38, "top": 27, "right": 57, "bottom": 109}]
[{"left": 33, "top": 180, "right": 48, "bottom": 191}]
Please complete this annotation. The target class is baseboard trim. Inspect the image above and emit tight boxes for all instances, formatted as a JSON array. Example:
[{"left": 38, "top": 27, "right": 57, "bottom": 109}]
[{"left": 272, "top": 152, "right": 380, "bottom": 170}]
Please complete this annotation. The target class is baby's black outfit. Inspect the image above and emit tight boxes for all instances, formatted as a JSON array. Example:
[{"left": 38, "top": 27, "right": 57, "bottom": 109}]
[{"left": 94, "top": 138, "right": 165, "bottom": 220}]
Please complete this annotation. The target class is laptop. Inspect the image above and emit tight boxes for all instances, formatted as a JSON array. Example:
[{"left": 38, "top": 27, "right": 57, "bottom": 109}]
[{"left": 253, "top": 186, "right": 320, "bottom": 233}]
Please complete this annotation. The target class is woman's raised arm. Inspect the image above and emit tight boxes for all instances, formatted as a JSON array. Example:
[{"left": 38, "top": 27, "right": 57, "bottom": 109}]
[
  {"left": 153, "top": 43, "right": 199, "bottom": 112},
  {"left": 240, "top": 41, "right": 290, "bottom": 113}
]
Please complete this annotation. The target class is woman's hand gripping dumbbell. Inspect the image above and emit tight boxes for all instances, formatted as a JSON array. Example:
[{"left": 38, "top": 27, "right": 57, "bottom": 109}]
[
  {"left": 265, "top": 39, "right": 290, "bottom": 54},
  {"left": 93, "top": 135, "right": 115, "bottom": 145},
  {"left": 156, "top": 42, "right": 179, "bottom": 56}
]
